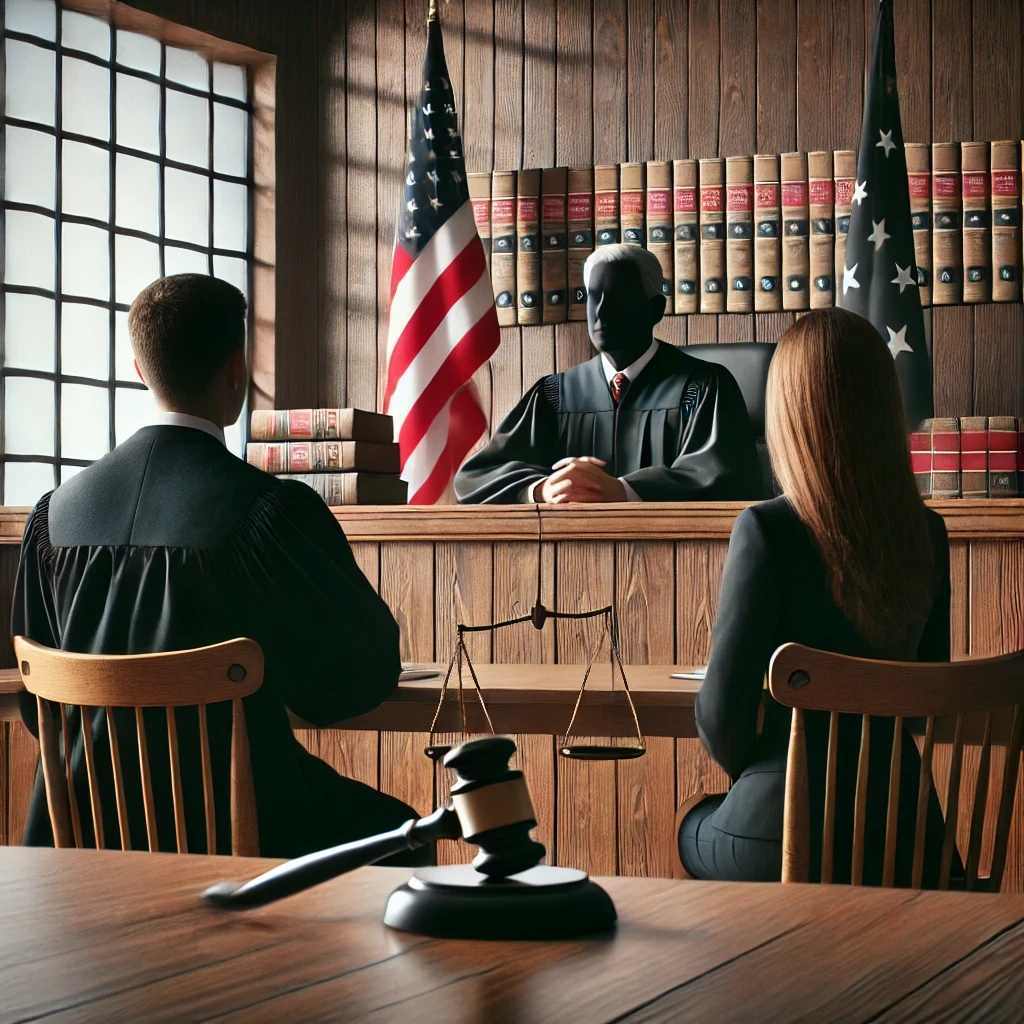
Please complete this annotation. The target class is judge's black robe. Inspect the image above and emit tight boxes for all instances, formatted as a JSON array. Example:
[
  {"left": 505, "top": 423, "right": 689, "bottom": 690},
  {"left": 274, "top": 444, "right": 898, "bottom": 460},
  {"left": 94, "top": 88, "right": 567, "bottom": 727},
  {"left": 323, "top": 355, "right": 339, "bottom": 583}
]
[
  {"left": 12, "top": 425, "right": 426, "bottom": 860},
  {"left": 454, "top": 341, "right": 763, "bottom": 503}
]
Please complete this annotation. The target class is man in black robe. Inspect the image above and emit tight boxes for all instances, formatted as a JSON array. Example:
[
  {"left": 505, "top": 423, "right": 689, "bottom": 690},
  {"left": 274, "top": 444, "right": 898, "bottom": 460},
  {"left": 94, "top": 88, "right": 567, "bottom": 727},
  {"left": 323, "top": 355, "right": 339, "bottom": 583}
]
[
  {"left": 454, "top": 245, "right": 762, "bottom": 503},
  {"left": 12, "top": 274, "right": 429, "bottom": 861}
]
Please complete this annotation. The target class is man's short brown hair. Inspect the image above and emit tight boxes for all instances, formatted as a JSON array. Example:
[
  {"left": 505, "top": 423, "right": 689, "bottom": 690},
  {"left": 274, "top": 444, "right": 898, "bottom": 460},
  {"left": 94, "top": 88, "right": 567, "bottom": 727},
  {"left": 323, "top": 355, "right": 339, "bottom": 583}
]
[{"left": 128, "top": 274, "right": 246, "bottom": 403}]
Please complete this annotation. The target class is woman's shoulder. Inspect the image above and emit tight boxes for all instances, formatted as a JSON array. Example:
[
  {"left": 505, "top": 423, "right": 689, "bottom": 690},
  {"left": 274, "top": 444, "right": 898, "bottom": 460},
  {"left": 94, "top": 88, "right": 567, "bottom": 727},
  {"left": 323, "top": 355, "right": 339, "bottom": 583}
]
[{"left": 735, "top": 496, "right": 800, "bottom": 536}]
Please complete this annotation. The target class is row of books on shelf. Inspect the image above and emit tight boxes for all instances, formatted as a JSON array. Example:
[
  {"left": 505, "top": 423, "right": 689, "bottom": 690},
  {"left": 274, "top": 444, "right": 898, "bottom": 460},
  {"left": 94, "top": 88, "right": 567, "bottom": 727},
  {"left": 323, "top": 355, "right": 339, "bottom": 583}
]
[
  {"left": 468, "top": 141, "right": 1024, "bottom": 326},
  {"left": 247, "top": 408, "right": 407, "bottom": 506},
  {"left": 911, "top": 417, "right": 1024, "bottom": 499}
]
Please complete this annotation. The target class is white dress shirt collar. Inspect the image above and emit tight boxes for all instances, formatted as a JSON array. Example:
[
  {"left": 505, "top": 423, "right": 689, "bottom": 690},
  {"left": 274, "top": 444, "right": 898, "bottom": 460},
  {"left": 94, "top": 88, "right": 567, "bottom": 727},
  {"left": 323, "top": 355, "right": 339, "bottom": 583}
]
[
  {"left": 152, "top": 411, "right": 226, "bottom": 446},
  {"left": 600, "top": 339, "right": 659, "bottom": 386}
]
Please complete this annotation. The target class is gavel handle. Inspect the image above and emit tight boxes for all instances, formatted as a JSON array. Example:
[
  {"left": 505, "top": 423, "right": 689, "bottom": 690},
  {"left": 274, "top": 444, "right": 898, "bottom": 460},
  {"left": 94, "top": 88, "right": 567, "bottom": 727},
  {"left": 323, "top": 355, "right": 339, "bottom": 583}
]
[{"left": 202, "top": 805, "right": 461, "bottom": 910}]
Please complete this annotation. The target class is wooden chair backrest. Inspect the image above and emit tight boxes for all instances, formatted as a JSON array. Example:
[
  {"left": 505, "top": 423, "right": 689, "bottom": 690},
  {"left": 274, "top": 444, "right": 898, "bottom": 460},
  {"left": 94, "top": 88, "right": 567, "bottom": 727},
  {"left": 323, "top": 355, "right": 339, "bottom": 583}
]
[
  {"left": 14, "top": 636, "right": 264, "bottom": 857},
  {"left": 768, "top": 643, "right": 1024, "bottom": 891}
]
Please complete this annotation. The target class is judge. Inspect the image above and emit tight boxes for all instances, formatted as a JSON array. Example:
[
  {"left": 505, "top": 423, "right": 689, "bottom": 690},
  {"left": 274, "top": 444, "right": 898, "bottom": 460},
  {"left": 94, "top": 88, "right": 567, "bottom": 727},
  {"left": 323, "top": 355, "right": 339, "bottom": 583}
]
[{"left": 454, "top": 244, "right": 762, "bottom": 504}]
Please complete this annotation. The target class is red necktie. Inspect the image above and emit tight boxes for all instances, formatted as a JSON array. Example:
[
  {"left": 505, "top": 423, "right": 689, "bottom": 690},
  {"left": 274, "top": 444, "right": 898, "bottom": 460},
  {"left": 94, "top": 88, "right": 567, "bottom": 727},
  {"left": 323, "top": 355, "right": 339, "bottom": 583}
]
[{"left": 610, "top": 372, "right": 629, "bottom": 405}]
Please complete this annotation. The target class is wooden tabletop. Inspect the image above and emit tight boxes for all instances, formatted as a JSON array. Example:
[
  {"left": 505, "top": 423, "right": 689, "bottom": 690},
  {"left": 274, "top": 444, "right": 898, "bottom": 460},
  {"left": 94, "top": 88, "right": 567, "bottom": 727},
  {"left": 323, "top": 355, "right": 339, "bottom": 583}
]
[{"left": 1, "top": 847, "right": 1022, "bottom": 1022}]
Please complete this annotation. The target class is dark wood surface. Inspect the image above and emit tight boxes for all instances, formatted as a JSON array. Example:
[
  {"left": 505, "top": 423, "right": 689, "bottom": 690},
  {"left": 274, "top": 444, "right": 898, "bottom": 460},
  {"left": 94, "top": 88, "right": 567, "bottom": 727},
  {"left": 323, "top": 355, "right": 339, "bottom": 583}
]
[{"left": 2, "top": 846, "right": 1023, "bottom": 1022}]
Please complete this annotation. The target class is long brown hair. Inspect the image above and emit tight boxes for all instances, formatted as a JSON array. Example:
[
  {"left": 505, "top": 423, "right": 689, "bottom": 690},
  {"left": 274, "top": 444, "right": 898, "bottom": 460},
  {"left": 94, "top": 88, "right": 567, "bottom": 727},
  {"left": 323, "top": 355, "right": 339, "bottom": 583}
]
[{"left": 765, "top": 308, "right": 936, "bottom": 651}]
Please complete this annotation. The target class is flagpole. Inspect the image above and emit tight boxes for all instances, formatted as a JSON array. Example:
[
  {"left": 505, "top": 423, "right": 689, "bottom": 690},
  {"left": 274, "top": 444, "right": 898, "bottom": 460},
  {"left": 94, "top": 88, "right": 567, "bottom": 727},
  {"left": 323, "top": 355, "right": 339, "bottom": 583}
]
[{"left": 428, "top": 0, "right": 438, "bottom": 22}]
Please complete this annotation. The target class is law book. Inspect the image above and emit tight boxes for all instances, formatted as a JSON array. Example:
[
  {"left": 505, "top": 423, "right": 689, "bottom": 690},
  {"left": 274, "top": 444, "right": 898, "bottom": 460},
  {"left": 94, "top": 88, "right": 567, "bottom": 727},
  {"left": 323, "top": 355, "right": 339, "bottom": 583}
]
[
  {"left": 278, "top": 472, "right": 408, "bottom": 506},
  {"left": 672, "top": 159, "right": 699, "bottom": 313},
  {"left": 961, "top": 141, "right": 990, "bottom": 303},
  {"left": 467, "top": 172, "right": 491, "bottom": 279},
  {"left": 541, "top": 167, "right": 568, "bottom": 323},
  {"left": 781, "top": 152, "right": 809, "bottom": 310},
  {"left": 247, "top": 440, "right": 400, "bottom": 475},
  {"left": 833, "top": 150, "right": 856, "bottom": 290},
  {"left": 959, "top": 416, "right": 988, "bottom": 498},
  {"left": 567, "top": 166, "right": 594, "bottom": 319},
  {"left": 594, "top": 164, "right": 620, "bottom": 246},
  {"left": 645, "top": 160, "right": 673, "bottom": 301},
  {"left": 991, "top": 140, "right": 1022, "bottom": 302},
  {"left": 1018, "top": 417, "right": 1024, "bottom": 497},
  {"left": 989, "top": 417, "right": 1019, "bottom": 498},
  {"left": 725, "top": 156, "right": 754, "bottom": 312},
  {"left": 698, "top": 157, "right": 725, "bottom": 312},
  {"left": 931, "top": 417, "right": 961, "bottom": 499},
  {"left": 909, "top": 424, "right": 933, "bottom": 498},
  {"left": 516, "top": 168, "right": 541, "bottom": 324},
  {"left": 905, "top": 143, "right": 932, "bottom": 307},
  {"left": 250, "top": 408, "right": 393, "bottom": 443},
  {"left": 807, "top": 151, "right": 834, "bottom": 308},
  {"left": 490, "top": 169, "right": 517, "bottom": 325},
  {"left": 753, "top": 154, "right": 781, "bottom": 311},
  {"left": 932, "top": 143, "right": 963, "bottom": 305},
  {"left": 620, "top": 162, "right": 645, "bottom": 246}
]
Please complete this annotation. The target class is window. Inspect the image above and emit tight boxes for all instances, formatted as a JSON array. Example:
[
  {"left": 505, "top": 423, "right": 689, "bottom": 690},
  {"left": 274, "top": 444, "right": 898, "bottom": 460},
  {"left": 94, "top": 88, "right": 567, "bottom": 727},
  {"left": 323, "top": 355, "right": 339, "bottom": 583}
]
[{"left": 1, "top": 0, "right": 253, "bottom": 505}]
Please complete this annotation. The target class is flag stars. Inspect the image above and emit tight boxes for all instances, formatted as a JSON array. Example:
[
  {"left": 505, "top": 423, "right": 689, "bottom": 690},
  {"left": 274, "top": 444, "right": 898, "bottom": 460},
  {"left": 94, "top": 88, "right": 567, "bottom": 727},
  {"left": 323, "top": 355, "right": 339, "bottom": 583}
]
[
  {"left": 842, "top": 263, "right": 860, "bottom": 295},
  {"left": 429, "top": 196, "right": 443, "bottom": 210},
  {"left": 424, "top": 127, "right": 434, "bottom": 140},
  {"left": 407, "top": 199, "right": 418, "bottom": 213},
  {"left": 428, "top": 169, "right": 440, "bottom": 184},
  {"left": 867, "top": 218, "right": 891, "bottom": 251},
  {"left": 886, "top": 325, "right": 912, "bottom": 359},
  {"left": 891, "top": 263, "right": 917, "bottom": 293},
  {"left": 876, "top": 129, "right": 896, "bottom": 156},
  {"left": 852, "top": 180, "right": 868, "bottom": 206},
  {"left": 423, "top": 103, "right": 434, "bottom": 116}
]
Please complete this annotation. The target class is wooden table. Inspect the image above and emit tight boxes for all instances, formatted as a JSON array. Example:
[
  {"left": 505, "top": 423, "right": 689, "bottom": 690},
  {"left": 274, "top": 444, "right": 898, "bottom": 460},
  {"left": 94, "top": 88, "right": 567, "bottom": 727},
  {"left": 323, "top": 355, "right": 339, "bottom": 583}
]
[{"left": 2, "top": 846, "right": 1022, "bottom": 1022}]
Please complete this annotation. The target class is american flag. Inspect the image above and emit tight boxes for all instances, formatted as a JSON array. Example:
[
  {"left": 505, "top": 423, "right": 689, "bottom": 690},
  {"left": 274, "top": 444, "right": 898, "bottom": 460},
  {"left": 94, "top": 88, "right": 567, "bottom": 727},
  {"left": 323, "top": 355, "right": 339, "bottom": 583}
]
[
  {"left": 838, "top": 0, "right": 933, "bottom": 428},
  {"left": 383, "top": 11, "right": 500, "bottom": 504}
]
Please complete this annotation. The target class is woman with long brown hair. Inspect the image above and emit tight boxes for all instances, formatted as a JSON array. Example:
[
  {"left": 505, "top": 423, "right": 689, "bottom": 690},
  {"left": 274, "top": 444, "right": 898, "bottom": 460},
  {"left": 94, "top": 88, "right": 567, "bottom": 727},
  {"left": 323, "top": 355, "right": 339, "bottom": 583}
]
[{"left": 679, "top": 307, "right": 952, "bottom": 885}]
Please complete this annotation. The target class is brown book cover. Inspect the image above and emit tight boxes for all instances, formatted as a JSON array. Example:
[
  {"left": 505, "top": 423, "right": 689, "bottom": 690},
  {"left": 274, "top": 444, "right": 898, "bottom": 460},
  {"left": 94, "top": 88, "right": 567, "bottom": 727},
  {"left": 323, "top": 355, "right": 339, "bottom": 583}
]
[
  {"left": 516, "top": 168, "right": 541, "bottom": 324},
  {"left": 833, "top": 150, "right": 856, "bottom": 289},
  {"left": 594, "top": 164, "right": 620, "bottom": 246},
  {"left": 725, "top": 156, "right": 754, "bottom": 312},
  {"left": 931, "top": 417, "right": 961, "bottom": 498},
  {"left": 646, "top": 160, "right": 673, "bottom": 301},
  {"left": 909, "top": 422, "right": 932, "bottom": 498},
  {"left": 672, "top": 159, "right": 698, "bottom": 313},
  {"left": 541, "top": 167, "right": 568, "bottom": 323},
  {"left": 932, "top": 143, "right": 963, "bottom": 304},
  {"left": 988, "top": 416, "right": 1018, "bottom": 497},
  {"left": 279, "top": 472, "right": 408, "bottom": 506},
  {"left": 699, "top": 158, "right": 725, "bottom": 312},
  {"left": 808, "top": 151, "right": 834, "bottom": 308},
  {"left": 250, "top": 408, "right": 393, "bottom": 443},
  {"left": 961, "top": 142, "right": 990, "bottom": 303},
  {"left": 248, "top": 441, "right": 400, "bottom": 474},
  {"left": 620, "top": 162, "right": 645, "bottom": 246},
  {"left": 781, "top": 152, "right": 809, "bottom": 310},
  {"left": 905, "top": 144, "right": 932, "bottom": 307},
  {"left": 490, "top": 170, "right": 517, "bottom": 325},
  {"left": 567, "top": 166, "right": 594, "bottom": 319},
  {"left": 991, "top": 141, "right": 1021, "bottom": 302},
  {"left": 467, "top": 172, "right": 491, "bottom": 279},
  {"left": 754, "top": 154, "right": 781, "bottom": 310},
  {"left": 960, "top": 415, "right": 988, "bottom": 498}
]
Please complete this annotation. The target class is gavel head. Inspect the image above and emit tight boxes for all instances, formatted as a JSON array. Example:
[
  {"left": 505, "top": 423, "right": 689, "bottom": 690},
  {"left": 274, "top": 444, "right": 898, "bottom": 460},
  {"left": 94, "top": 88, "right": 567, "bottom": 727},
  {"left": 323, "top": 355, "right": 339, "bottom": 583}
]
[{"left": 443, "top": 736, "right": 547, "bottom": 879}]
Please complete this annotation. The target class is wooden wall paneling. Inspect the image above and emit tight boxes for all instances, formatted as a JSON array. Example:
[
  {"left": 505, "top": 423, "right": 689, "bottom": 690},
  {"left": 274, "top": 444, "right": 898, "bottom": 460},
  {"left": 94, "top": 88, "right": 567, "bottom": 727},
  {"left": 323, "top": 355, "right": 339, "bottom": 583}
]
[
  {"left": 829, "top": 0, "right": 864, "bottom": 152},
  {"left": 6, "top": 724, "right": 37, "bottom": 846},
  {"left": 950, "top": 541, "right": 970, "bottom": 661},
  {"left": 687, "top": 0, "right": 719, "bottom": 161},
  {"left": 0, "top": 726, "right": 6, "bottom": 846},
  {"left": 627, "top": 0, "right": 654, "bottom": 162},
  {"left": 687, "top": 315, "right": 718, "bottom": 345},
  {"left": 593, "top": 0, "right": 627, "bottom": 165},
  {"left": 932, "top": 307, "right": 974, "bottom": 417},
  {"left": 795, "top": 0, "right": 832, "bottom": 154},
  {"left": 974, "top": 305, "right": 1024, "bottom": 419},
  {"left": 893, "top": 0, "right": 932, "bottom": 144}
]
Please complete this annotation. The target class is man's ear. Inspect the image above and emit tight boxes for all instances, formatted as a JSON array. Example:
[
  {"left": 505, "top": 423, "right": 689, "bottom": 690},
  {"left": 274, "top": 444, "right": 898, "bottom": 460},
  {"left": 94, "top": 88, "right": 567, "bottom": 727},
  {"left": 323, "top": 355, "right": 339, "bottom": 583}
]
[
  {"left": 133, "top": 358, "right": 147, "bottom": 386},
  {"left": 226, "top": 347, "right": 246, "bottom": 390},
  {"left": 649, "top": 294, "right": 667, "bottom": 327}
]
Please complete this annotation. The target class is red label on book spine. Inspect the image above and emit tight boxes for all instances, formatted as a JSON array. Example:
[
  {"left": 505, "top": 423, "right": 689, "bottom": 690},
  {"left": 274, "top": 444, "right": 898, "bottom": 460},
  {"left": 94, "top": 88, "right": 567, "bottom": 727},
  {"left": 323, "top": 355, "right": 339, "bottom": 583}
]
[
  {"left": 933, "top": 453, "right": 960, "bottom": 471},
  {"left": 933, "top": 173, "right": 960, "bottom": 198},
  {"left": 989, "top": 430, "right": 1017, "bottom": 450},
  {"left": 290, "top": 443, "right": 311, "bottom": 472},
  {"left": 647, "top": 188, "right": 671, "bottom": 214},
  {"left": 700, "top": 186, "right": 723, "bottom": 212},
  {"left": 809, "top": 179, "right": 834, "bottom": 204},
  {"left": 961, "top": 431, "right": 987, "bottom": 450},
  {"left": 782, "top": 182, "right": 807, "bottom": 207},
  {"left": 517, "top": 197, "right": 538, "bottom": 221},
  {"left": 621, "top": 192, "right": 644, "bottom": 214},
  {"left": 471, "top": 199, "right": 489, "bottom": 226},
  {"left": 990, "top": 452, "right": 1017, "bottom": 472},
  {"left": 909, "top": 432, "right": 930, "bottom": 450},
  {"left": 755, "top": 183, "right": 779, "bottom": 207},
  {"left": 834, "top": 178, "right": 854, "bottom": 205},
  {"left": 1018, "top": 431, "right": 1024, "bottom": 471},
  {"left": 674, "top": 187, "right": 697, "bottom": 213},
  {"left": 992, "top": 171, "right": 1020, "bottom": 197},
  {"left": 933, "top": 431, "right": 960, "bottom": 452},
  {"left": 568, "top": 193, "right": 592, "bottom": 219},
  {"left": 962, "top": 172, "right": 988, "bottom": 199},
  {"left": 595, "top": 191, "right": 619, "bottom": 216},
  {"left": 289, "top": 411, "right": 311, "bottom": 437},
  {"left": 908, "top": 174, "right": 931, "bottom": 200},
  {"left": 910, "top": 452, "right": 932, "bottom": 473},
  {"left": 961, "top": 452, "right": 987, "bottom": 471},
  {"left": 542, "top": 195, "right": 566, "bottom": 221},
  {"left": 491, "top": 198, "right": 514, "bottom": 224},
  {"left": 726, "top": 184, "right": 753, "bottom": 211}
]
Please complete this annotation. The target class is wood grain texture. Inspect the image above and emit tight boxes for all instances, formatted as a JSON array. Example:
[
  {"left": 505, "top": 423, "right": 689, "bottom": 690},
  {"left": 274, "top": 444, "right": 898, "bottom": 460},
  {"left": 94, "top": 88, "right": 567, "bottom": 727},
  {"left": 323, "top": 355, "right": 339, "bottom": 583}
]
[
  {"left": 932, "top": 306, "right": 974, "bottom": 417},
  {"left": 654, "top": 0, "right": 687, "bottom": 160},
  {"left": 796, "top": 0, "right": 831, "bottom": 153},
  {"left": 975, "top": 305, "right": 1024, "bottom": 419},
  {"left": 932, "top": 0, "right": 972, "bottom": 143},
  {"left": 719, "top": 0, "right": 755, "bottom": 158},
  {"left": 894, "top": 0, "right": 932, "bottom": 143},
  {"left": 756, "top": 0, "right": 797, "bottom": 154},
  {"left": 594, "top": 0, "right": 627, "bottom": 164},
  {"left": 829, "top": 0, "right": 864, "bottom": 150},
  {"left": 687, "top": 0, "right": 719, "bottom": 160},
  {"left": 628, "top": 0, "right": 655, "bottom": 162}
]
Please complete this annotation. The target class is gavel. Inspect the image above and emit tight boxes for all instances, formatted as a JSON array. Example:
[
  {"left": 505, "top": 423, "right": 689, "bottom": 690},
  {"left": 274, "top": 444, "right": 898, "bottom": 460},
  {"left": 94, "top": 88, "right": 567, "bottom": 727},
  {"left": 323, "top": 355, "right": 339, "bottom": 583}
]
[{"left": 203, "top": 736, "right": 546, "bottom": 910}]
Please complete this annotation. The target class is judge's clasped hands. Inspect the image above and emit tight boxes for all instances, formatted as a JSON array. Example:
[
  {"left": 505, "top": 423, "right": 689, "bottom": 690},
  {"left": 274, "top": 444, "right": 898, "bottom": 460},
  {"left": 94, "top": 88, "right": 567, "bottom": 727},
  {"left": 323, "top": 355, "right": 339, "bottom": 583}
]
[{"left": 539, "top": 456, "right": 627, "bottom": 503}]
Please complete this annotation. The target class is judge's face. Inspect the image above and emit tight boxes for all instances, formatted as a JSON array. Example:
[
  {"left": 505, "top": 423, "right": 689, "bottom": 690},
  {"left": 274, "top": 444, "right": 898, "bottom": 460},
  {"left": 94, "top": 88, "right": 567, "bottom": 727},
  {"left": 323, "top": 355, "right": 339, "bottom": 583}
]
[{"left": 585, "top": 260, "right": 664, "bottom": 367}]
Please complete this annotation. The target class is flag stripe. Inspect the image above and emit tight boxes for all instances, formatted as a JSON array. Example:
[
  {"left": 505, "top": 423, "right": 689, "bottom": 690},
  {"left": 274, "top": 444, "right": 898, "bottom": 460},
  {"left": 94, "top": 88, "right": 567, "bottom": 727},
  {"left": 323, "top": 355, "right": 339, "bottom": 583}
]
[{"left": 408, "top": 386, "right": 487, "bottom": 504}]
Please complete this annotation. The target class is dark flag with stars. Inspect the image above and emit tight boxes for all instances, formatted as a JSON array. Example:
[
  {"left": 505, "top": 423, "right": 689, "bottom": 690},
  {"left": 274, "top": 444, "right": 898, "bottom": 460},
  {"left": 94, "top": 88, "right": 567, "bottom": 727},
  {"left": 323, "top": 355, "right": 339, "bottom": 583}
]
[
  {"left": 383, "top": 2, "right": 500, "bottom": 504},
  {"left": 838, "top": 0, "right": 933, "bottom": 428}
]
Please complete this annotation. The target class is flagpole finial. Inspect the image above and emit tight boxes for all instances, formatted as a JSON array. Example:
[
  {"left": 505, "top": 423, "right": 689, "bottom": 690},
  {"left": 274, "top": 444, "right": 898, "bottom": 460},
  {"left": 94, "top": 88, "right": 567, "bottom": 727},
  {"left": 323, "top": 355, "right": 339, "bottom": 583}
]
[{"left": 428, "top": 0, "right": 438, "bottom": 22}]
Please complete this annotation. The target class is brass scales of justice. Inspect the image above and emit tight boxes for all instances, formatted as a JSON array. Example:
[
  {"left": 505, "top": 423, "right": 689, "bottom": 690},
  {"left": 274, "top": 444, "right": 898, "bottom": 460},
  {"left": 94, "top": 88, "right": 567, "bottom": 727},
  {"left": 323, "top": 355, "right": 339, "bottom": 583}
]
[{"left": 423, "top": 506, "right": 646, "bottom": 763}]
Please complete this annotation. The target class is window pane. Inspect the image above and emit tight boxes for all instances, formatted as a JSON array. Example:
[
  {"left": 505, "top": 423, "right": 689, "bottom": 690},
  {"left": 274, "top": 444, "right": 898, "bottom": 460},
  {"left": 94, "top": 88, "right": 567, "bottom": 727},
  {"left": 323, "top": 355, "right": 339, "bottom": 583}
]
[
  {"left": 5, "top": 210, "right": 55, "bottom": 289},
  {"left": 213, "top": 180, "right": 247, "bottom": 252},
  {"left": 114, "top": 234, "right": 159, "bottom": 304},
  {"left": 165, "top": 168, "right": 209, "bottom": 245},
  {"left": 212, "top": 62, "right": 246, "bottom": 101},
  {"left": 61, "top": 10, "right": 110, "bottom": 59},
  {"left": 114, "top": 310, "right": 136, "bottom": 381},
  {"left": 5, "top": 40, "right": 55, "bottom": 126},
  {"left": 115, "top": 154, "right": 159, "bottom": 234},
  {"left": 60, "top": 463, "right": 85, "bottom": 484},
  {"left": 213, "top": 102, "right": 247, "bottom": 177},
  {"left": 115, "top": 30, "right": 160, "bottom": 73},
  {"left": 115, "top": 385, "right": 153, "bottom": 444},
  {"left": 213, "top": 255, "right": 247, "bottom": 297},
  {"left": 4, "top": 293, "right": 54, "bottom": 372},
  {"left": 62, "top": 140, "right": 110, "bottom": 221},
  {"left": 4, "top": 462, "right": 56, "bottom": 506},
  {"left": 166, "top": 46, "right": 208, "bottom": 90},
  {"left": 116, "top": 73, "right": 160, "bottom": 155},
  {"left": 164, "top": 246, "right": 208, "bottom": 276},
  {"left": 62, "top": 222, "right": 109, "bottom": 300},
  {"left": 5, "top": 376, "right": 55, "bottom": 455},
  {"left": 5, "top": 125, "right": 55, "bottom": 209},
  {"left": 62, "top": 301, "right": 110, "bottom": 379},
  {"left": 4, "top": 0, "right": 56, "bottom": 41},
  {"left": 166, "top": 89, "right": 209, "bottom": 168},
  {"left": 62, "top": 56, "right": 110, "bottom": 141},
  {"left": 61, "top": 382, "right": 109, "bottom": 459}
]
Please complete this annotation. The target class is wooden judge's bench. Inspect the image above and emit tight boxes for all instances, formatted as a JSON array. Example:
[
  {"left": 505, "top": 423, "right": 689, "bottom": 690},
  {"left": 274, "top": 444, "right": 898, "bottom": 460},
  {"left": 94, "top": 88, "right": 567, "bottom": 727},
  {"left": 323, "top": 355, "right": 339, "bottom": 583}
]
[{"left": 0, "top": 500, "right": 1022, "bottom": 888}]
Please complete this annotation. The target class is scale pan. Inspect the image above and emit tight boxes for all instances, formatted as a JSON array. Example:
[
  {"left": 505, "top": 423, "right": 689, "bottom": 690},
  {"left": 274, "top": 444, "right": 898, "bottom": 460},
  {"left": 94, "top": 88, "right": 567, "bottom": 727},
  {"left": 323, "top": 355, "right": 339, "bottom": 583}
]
[
  {"left": 559, "top": 744, "right": 646, "bottom": 761},
  {"left": 424, "top": 745, "right": 452, "bottom": 762}
]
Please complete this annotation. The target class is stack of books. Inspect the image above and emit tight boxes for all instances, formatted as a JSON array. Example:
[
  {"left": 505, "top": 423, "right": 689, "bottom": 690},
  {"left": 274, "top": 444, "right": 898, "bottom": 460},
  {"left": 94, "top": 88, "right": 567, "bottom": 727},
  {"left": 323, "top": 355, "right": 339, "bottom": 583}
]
[
  {"left": 247, "top": 408, "right": 408, "bottom": 505},
  {"left": 911, "top": 417, "right": 1023, "bottom": 499}
]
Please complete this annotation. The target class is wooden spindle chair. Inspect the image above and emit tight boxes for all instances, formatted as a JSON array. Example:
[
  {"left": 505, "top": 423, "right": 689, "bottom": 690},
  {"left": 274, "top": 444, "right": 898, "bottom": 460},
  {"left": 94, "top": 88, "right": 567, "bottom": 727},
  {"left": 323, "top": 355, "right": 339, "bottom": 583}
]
[
  {"left": 14, "top": 636, "right": 264, "bottom": 857},
  {"left": 769, "top": 643, "right": 1024, "bottom": 891}
]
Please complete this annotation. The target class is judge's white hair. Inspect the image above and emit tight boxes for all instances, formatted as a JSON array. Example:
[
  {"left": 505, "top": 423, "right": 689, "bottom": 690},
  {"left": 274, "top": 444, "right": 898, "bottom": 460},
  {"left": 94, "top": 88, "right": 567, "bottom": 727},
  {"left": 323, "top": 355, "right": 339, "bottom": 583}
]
[{"left": 582, "top": 244, "right": 665, "bottom": 300}]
